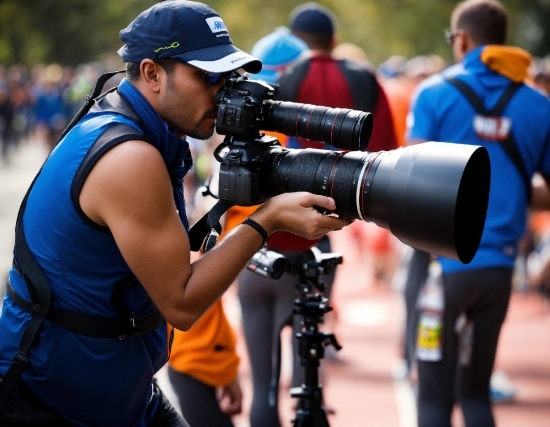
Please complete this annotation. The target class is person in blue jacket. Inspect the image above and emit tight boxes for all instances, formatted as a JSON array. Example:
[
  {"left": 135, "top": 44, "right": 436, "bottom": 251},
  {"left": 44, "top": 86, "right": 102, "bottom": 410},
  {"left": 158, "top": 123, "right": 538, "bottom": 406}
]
[
  {"left": 407, "top": 1, "right": 550, "bottom": 426},
  {"left": 0, "top": 2, "right": 350, "bottom": 426}
]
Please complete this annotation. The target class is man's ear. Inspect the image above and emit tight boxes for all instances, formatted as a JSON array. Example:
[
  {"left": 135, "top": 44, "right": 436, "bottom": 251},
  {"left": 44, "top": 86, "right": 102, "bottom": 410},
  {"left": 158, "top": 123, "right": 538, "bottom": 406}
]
[
  {"left": 458, "top": 30, "right": 471, "bottom": 55},
  {"left": 140, "top": 59, "right": 161, "bottom": 92},
  {"left": 330, "top": 34, "right": 339, "bottom": 51}
]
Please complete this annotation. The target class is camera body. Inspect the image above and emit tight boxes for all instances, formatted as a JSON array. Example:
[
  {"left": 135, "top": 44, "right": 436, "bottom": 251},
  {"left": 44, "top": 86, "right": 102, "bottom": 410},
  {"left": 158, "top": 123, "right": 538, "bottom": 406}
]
[
  {"left": 215, "top": 135, "right": 283, "bottom": 206},
  {"left": 215, "top": 75, "right": 282, "bottom": 206},
  {"left": 215, "top": 75, "right": 278, "bottom": 139}
]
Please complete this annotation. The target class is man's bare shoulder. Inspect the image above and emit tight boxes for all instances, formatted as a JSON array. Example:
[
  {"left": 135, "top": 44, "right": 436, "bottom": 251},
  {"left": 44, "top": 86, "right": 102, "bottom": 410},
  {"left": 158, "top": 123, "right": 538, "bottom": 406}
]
[{"left": 80, "top": 139, "right": 172, "bottom": 227}]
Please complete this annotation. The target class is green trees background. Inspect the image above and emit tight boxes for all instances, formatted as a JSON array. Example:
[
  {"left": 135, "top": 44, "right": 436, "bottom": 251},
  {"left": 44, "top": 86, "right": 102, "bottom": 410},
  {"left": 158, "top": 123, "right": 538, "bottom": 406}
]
[{"left": 1, "top": 0, "right": 549, "bottom": 68}]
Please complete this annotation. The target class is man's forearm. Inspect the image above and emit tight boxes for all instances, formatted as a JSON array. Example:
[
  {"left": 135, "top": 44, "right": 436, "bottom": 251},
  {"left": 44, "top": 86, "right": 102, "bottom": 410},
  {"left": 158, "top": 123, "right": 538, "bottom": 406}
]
[{"left": 176, "top": 223, "right": 266, "bottom": 330}]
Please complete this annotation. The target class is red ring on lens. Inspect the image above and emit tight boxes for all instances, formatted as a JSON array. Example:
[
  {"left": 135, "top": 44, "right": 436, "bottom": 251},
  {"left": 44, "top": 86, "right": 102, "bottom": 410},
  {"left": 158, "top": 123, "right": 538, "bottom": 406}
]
[
  {"left": 360, "top": 152, "right": 381, "bottom": 220},
  {"left": 328, "top": 152, "right": 345, "bottom": 198}
]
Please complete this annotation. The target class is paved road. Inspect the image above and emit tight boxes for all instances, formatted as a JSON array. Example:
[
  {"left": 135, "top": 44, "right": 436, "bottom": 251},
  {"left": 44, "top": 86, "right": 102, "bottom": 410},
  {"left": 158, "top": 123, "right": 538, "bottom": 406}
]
[
  {"left": 0, "top": 139, "right": 49, "bottom": 298},
  {"left": 1, "top": 139, "right": 549, "bottom": 427}
]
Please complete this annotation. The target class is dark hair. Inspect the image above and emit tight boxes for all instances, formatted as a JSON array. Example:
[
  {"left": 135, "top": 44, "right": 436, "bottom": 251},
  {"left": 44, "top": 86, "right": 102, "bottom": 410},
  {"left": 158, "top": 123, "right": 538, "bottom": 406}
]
[
  {"left": 126, "top": 62, "right": 141, "bottom": 81},
  {"left": 452, "top": 0, "right": 507, "bottom": 45},
  {"left": 125, "top": 58, "right": 179, "bottom": 82},
  {"left": 291, "top": 30, "right": 333, "bottom": 51}
]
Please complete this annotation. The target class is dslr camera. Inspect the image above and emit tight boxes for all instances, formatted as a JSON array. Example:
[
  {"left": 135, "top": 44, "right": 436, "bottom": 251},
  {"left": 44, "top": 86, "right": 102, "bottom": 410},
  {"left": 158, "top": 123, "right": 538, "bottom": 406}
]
[{"left": 213, "top": 73, "right": 491, "bottom": 263}]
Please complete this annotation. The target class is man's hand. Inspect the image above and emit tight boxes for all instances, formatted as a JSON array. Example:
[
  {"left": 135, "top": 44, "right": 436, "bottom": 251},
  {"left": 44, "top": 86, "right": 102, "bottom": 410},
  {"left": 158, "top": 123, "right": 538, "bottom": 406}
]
[
  {"left": 250, "top": 192, "right": 352, "bottom": 239},
  {"left": 217, "top": 378, "right": 242, "bottom": 416},
  {"left": 530, "top": 173, "right": 550, "bottom": 211}
]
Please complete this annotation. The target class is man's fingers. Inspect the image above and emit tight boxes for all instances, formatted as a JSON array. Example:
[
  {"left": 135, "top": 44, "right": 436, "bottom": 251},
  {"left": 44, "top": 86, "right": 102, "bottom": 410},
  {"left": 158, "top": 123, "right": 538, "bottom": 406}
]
[
  {"left": 222, "top": 400, "right": 242, "bottom": 416},
  {"left": 307, "top": 194, "right": 336, "bottom": 210}
]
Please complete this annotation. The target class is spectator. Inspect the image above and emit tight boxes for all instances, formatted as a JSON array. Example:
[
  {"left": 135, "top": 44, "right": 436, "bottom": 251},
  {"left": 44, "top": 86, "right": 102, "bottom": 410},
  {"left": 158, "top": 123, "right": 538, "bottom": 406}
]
[
  {"left": 406, "top": 1, "right": 550, "bottom": 426},
  {"left": 278, "top": 1, "right": 398, "bottom": 153},
  {"left": 31, "top": 63, "right": 69, "bottom": 151},
  {"left": 168, "top": 250, "right": 242, "bottom": 427},
  {"left": 231, "top": 27, "right": 327, "bottom": 427}
]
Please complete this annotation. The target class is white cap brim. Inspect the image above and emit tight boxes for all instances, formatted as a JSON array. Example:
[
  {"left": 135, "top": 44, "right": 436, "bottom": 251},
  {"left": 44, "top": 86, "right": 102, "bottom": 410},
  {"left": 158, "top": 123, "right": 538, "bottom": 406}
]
[{"left": 187, "top": 51, "right": 262, "bottom": 73}]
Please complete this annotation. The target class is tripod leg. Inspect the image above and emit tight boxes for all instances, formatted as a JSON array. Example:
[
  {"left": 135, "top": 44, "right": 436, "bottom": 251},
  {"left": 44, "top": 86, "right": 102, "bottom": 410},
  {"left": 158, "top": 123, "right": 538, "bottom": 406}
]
[{"left": 292, "top": 407, "right": 330, "bottom": 427}]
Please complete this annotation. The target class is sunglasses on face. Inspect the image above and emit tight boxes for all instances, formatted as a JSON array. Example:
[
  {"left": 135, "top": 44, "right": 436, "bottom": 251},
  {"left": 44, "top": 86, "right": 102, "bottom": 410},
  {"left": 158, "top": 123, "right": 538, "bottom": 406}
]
[
  {"left": 198, "top": 69, "right": 232, "bottom": 85},
  {"left": 444, "top": 28, "right": 460, "bottom": 46}
]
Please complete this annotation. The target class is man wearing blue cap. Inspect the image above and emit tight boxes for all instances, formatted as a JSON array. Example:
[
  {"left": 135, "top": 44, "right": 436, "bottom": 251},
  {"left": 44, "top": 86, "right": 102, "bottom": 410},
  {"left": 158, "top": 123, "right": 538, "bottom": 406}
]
[
  {"left": 0, "top": 1, "right": 350, "bottom": 426},
  {"left": 407, "top": 1, "right": 550, "bottom": 426}
]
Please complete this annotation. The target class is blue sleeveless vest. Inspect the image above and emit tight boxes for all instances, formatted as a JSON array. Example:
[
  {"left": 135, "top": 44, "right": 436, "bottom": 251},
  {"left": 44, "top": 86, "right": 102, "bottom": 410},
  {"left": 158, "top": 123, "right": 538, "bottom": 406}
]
[{"left": 0, "top": 79, "right": 192, "bottom": 426}]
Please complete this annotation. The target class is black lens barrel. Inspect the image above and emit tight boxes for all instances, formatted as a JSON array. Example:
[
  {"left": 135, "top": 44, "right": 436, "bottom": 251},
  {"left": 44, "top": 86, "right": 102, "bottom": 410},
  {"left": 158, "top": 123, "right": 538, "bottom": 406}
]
[
  {"left": 262, "top": 143, "right": 490, "bottom": 263},
  {"left": 262, "top": 100, "right": 373, "bottom": 151}
]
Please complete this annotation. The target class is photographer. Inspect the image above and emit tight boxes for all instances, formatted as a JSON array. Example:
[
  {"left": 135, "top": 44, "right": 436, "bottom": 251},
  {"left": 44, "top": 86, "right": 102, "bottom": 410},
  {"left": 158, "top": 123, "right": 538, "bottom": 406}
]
[{"left": 0, "top": 2, "right": 350, "bottom": 426}]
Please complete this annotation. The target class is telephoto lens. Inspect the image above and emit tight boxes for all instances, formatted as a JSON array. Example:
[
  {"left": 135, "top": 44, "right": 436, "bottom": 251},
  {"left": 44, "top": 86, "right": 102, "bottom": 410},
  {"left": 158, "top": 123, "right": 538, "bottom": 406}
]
[
  {"left": 261, "top": 142, "right": 491, "bottom": 264},
  {"left": 262, "top": 100, "right": 373, "bottom": 151}
]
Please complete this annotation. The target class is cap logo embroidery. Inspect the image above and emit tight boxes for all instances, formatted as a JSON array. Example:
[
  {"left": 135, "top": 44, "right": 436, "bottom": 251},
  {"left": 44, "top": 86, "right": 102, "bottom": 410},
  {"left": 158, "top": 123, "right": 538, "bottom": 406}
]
[
  {"left": 206, "top": 17, "right": 227, "bottom": 33},
  {"left": 154, "top": 41, "right": 180, "bottom": 53}
]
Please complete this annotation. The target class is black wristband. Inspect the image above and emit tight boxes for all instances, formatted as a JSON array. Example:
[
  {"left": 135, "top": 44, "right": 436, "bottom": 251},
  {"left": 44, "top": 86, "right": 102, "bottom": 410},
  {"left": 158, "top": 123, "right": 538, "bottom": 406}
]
[{"left": 243, "top": 218, "right": 269, "bottom": 249}]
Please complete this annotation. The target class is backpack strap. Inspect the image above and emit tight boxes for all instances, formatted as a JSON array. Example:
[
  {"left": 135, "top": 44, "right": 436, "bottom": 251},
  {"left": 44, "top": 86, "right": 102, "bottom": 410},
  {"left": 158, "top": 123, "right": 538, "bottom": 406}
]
[
  {"left": 71, "top": 121, "right": 147, "bottom": 232},
  {"left": 336, "top": 58, "right": 378, "bottom": 113},
  {"left": 6, "top": 279, "right": 162, "bottom": 339},
  {"left": 446, "top": 77, "right": 531, "bottom": 201},
  {"left": 0, "top": 186, "right": 52, "bottom": 410},
  {"left": 0, "top": 70, "right": 126, "bottom": 412},
  {"left": 276, "top": 57, "right": 312, "bottom": 102},
  {"left": 58, "top": 69, "right": 126, "bottom": 144},
  {"left": 277, "top": 56, "right": 379, "bottom": 113}
]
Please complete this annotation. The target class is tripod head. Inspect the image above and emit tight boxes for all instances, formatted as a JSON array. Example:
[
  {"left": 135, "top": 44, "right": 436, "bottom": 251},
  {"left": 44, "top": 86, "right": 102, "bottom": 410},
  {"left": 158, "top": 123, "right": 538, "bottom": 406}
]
[
  {"left": 285, "top": 247, "right": 342, "bottom": 294},
  {"left": 246, "top": 246, "right": 342, "bottom": 287}
]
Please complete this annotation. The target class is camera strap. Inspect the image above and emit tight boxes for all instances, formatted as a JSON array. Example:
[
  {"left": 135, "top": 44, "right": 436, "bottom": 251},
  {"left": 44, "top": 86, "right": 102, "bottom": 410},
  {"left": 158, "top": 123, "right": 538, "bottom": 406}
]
[
  {"left": 445, "top": 77, "right": 530, "bottom": 201},
  {"left": 188, "top": 200, "right": 235, "bottom": 253},
  {"left": 277, "top": 57, "right": 378, "bottom": 114}
]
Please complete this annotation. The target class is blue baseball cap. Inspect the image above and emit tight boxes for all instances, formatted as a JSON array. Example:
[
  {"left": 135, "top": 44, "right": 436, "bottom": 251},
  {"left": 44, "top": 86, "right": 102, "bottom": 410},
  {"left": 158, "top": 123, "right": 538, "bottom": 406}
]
[
  {"left": 118, "top": 1, "right": 262, "bottom": 74},
  {"left": 288, "top": 2, "right": 336, "bottom": 35},
  {"left": 251, "top": 27, "right": 308, "bottom": 83}
]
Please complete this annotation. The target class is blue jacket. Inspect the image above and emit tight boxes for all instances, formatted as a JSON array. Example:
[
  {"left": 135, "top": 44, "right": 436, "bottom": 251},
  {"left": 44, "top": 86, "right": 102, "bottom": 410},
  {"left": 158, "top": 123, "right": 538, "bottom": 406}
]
[
  {"left": 0, "top": 79, "right": 192, "bottom": 426},
  {"left": 408, "top": 46, "right": 550, "bottom": 273}
]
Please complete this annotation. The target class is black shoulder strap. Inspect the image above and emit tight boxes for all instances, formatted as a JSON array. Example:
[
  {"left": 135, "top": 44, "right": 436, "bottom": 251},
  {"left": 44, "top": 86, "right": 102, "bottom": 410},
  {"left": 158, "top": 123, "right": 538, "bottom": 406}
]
[
  {"left": 336, "top": 58, "right": 378, "bottom": 113},
  {"left": 276, "top": 57, "right": 312, "bottom": 102},
  {"left": 446, "top": 77, "right": 489, "bottom": 115},
  {"left": 58, "top": 70, "right": 127, "bottom": 144},
  {"left": 446, "top": 77, "right": 531, "bottom": 201},
  {"left": 188, "top": 199, "right": 235, "bottom": 252},
  {"left": 71, "top": 122, "right": 147, "bottom": 232},
  {"left": 0, "top": 69, "right": 125, "bottom": 412}
]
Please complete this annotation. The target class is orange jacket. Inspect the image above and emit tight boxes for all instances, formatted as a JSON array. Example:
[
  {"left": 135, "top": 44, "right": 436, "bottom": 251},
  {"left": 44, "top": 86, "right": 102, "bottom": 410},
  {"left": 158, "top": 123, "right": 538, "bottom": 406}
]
[
  {"left": 168, "top": 297, "right": 239, "bottom": 387},
  {"left": 168, "top": 131, "right": 293, "bottom": 386}
]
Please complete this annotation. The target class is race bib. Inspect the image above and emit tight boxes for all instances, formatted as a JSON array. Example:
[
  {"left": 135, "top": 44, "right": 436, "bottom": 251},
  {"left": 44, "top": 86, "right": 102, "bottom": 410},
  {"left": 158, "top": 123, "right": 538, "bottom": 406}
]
[{"left": 473, "top": 115, "right": 512, "bottom": 141}]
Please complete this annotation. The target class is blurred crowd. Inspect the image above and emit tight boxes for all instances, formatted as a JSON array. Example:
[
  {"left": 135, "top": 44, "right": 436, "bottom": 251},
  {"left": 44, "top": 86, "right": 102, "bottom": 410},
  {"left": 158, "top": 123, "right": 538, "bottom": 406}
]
[
  {"left": 1, "top": 15, "right": 550, "bottom": 424},
  {"left": 0, "top": 61, "right": 122, "bottom": 162},
  {"left": 2, "top": 48, "right": 550, "bottom": 297}
]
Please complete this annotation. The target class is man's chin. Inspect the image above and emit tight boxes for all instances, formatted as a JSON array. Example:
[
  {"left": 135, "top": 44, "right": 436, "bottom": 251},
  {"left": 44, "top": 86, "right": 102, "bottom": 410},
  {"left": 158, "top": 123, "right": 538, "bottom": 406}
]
[{"left": 187, "top": 126, "right": 215, "bottom": 141}]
